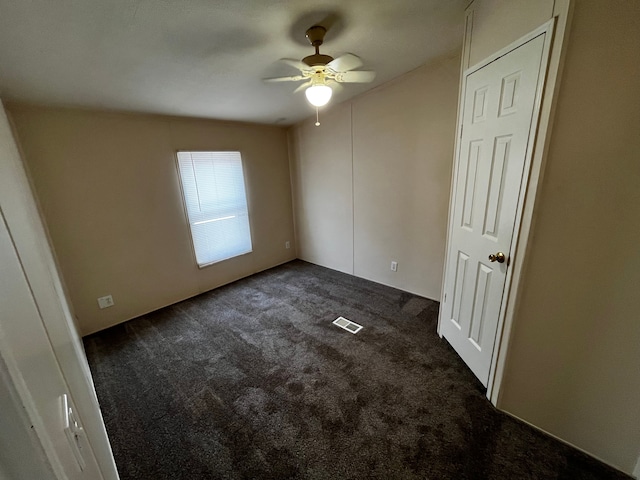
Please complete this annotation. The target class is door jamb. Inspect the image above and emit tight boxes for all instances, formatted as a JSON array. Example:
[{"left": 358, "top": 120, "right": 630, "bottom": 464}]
[{"left": 483, "top": 20, "right": 555, "bottom": 402}]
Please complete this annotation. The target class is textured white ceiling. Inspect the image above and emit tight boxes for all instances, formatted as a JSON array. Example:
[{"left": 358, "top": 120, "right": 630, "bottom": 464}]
[{"left": 0, "top": 0, "right": 465, "bottom": 125}]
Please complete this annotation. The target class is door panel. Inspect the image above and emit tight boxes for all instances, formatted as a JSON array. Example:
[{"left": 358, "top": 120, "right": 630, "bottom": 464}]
[{"left": 441, "top": 34, "right": 546, "bottom": 386}]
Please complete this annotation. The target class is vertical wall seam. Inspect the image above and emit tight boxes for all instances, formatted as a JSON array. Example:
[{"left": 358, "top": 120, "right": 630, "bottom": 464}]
[{"left": 350, "top": 102, "right": 355, "bottom": 275}]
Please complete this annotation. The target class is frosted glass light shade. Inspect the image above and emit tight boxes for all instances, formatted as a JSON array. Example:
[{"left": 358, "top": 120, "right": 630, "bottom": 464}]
[{"left": 305, "top": 84, "right": 332, "bottom": 107}]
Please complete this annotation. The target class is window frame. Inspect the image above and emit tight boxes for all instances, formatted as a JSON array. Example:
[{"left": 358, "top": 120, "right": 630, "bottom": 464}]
[{"left": 175, "top": 150, "right": 254, "bottom": 269}]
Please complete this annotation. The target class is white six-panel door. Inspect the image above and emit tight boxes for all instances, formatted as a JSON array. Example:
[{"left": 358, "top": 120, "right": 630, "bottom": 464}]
[{"left": 440, "top": 34, "right": 547, "bottom": 386}]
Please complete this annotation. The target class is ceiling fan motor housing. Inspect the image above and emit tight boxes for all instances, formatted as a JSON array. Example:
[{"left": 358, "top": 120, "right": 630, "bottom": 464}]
[{"left": 302, "top": 53, "right": 334, "bottom": 67}]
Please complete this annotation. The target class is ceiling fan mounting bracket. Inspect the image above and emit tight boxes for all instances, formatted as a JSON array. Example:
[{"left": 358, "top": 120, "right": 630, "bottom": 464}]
[{"left": 305, "top": 25, "right": 327, "bottom": 47}]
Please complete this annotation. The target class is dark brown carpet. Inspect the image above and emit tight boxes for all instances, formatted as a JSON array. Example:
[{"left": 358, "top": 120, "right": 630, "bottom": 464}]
[{"left": 84, "top": 260, "right": 631, "bottom": 480}]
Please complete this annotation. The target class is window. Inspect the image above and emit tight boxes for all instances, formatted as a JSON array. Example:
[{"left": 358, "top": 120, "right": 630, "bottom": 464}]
[{"left": 177, "top": 151, "right": 252, "bottom": 267}]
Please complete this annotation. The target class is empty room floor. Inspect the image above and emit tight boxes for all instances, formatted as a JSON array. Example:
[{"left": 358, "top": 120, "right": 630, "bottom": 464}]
[{"left": 84, "top": 260, "right": 631, "bottom": 479}]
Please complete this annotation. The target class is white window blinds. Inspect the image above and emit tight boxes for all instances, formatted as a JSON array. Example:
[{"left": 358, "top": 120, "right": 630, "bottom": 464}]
[{"left": 177, "top": 151, "right": 252, "bottom": 267}]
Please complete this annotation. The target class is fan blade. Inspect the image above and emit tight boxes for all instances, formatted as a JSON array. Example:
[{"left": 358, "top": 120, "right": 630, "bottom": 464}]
[
  {"left": 335, "top": 70, "right": 376, "bottom": 83},
  {"left": 327, "top": 80, "right": 344, "bottom": 93},
  {"left": 293, "top": 81, "right": 312, "bottom": 93},
  {"left": 326, "top": 53, "right": 363, "bottom": 72},
  {"left": 263, "top": 75, "right": 305, "bottom": 82},
  {"left": 280, "top": 58, "right": 310, "bottom": 72}
]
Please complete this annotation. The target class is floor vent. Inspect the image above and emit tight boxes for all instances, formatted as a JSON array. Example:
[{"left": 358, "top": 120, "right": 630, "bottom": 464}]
[{"left": 333, "top": 316, "right": 363, "bottom": 334}]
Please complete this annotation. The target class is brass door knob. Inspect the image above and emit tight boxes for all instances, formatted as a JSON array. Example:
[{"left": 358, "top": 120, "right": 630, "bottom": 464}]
[{"left": 488, "top": 252, "right": 506, "bottom": 263}]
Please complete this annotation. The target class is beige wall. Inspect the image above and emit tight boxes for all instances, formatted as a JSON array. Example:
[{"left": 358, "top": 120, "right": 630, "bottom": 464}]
[
  {"left": 288, "top": 102, "right": 353, "bottom": 274},
  {"left": 8, "top": 105, "right": 295, "bottom": 335},
  {"left": 289, "top": 53, "right": 460, "bottom": 298},
  {"left": 499, "top": 0, "right": 640, "bottom": 473},
  {"left": 466, "top": 0, "right": 554, "bottom": 66},
  {"left": 466, "top": 0, "right": 640, "bottom": 474}
]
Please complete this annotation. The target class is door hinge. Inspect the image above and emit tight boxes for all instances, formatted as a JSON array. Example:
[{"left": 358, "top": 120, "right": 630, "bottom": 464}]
[{"left": 459, "top": 124, "right": 463, "bottom": 139}]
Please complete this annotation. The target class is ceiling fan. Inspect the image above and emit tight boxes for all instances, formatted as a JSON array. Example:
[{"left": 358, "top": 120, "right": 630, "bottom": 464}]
[{"left": 264, "top": 25, "right": 376, "bottom": 112}]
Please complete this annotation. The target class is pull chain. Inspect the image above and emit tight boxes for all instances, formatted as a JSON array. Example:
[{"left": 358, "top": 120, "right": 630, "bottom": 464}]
[{"left": 315, "top": 107, "right": 320, "bottom": 127}]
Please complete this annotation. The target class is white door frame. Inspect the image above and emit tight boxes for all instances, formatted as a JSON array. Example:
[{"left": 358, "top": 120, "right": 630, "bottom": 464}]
[
  {"left": 438, "top": 18, "right": 564, "bottom": 404},
  {"left": 0, "top": 102, "right": 120, "bottom": 479}
]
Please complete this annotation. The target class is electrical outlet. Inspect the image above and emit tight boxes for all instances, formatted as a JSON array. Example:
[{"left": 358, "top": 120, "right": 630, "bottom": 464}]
[
  {"left": 97, "top": 295, "right": 114, "bottom": 309},
  {"left": 391, "top": 261, "right": 398, "bottom": 272},
  {"left": 285, "top": 241, "right": 291, "bottom": 249}
]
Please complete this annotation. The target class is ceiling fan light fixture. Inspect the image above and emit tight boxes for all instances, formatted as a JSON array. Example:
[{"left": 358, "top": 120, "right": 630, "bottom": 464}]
[
  {"left": 263, "top": 24, "right": 375, "bottom": 114},
  {"left": 305, "top": 84, "right": 332, "bottom": 107}
]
